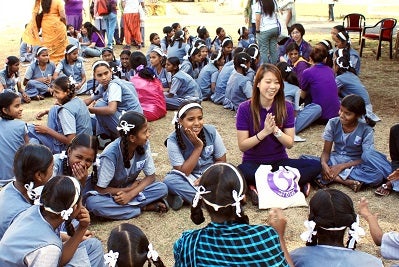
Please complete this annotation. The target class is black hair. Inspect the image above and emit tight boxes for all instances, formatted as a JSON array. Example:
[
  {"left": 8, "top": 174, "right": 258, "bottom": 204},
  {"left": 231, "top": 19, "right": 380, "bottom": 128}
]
[
  {"left": 60, "top": 134, "right": 99, "bottom": 185},
  {"left": 194, "top": 39, "right": 206, "bottom": 48},
  {"left": 171, "top": 22, "right": 180, "bottom": 30},
  {"left": 174, "top": 101, "right": 206, "bottom": 151},
  {"left": 197, "top": 26, "right": 209, "bottom": 40},
  {"left": 191, "top": 163, "right": 249, "bottom": 225},
  {"left": 13, "top": 144, "right": 53, "bottom": 185},
  {"left": 341, "top": 94, "right": 366, "bottom": 117},
  {"left": 310, "top": 44, "right": 328, "bottom": 63},
  {"left": 318, "top": 40, "right": 334, "bottom": 68},
  {"left": 41, "top": 0, "right": 52, "bottom": 13},
  {"left": 238, "top": 26, "right": 247, "bottom": 41},
  {"left": 258, "top": 0, "right": 275, "bottom": 17},
  {"left": 130, "top": 51, "right": 156, "bottom": 80},
  {"left": 211, "top": 27, "right": 224, "bottom": 45},
  {"left": 306, "top": 189, "right": 358, "bottom": 249},
  {"left": 336, "top": 30, "right": 351, "bottom": 49},
  {"left": 92, "top": 60, "right": 112, "bottom": 95},
  {"left": 333, "top": 25, "right": 346, "bottom": 33},
  {"left": 5, "top": 56, "right": 19, "bottom": 79},
  {"left": 245, "top": 46, "right": 260, "bottom": 71},
  {"left": 221, "top": 38, "right": 233, "bottom": 62},
  {"left": 40, "top": 175, "right": 82, "bottom": 237},
  {"left": 163, "top": 26, "right": 173, "bottom": 35},
  {"left": 150, "top": 49, "right": 167, "bottom": 68},
  {"left": 53, "top": 76, "right": 76, "bottom": 104},
  {"left": 276, "top": 62, "right": 299, "bottom": 87},
  {"left": 289, "top": 23, "right": 306, "bottom": 36},
  {"left": 83, "top": 21, "right": 101, "bottom": 40},
  {"left": 0, "top": 91, "right": 20, "bottom": 120},
  {"left": 234, "top": 46, "right": 245, "bottom": 55},
  {"left": 233, "top": 52, "right": 251, "bottom": 76},
  {"left": 149, "top": 33, "right": 160, "bottom": 45},
  {"left": 188, "top": 46, "right": 201, "bottom": 63},
  {"left": 66, "top": 24, "right": 79, "bottom": 39},
  {"left": 118, "top": 111, "right": 147, "bottom": 168},
  {"left": 167, "top": 57, "right": 180, "bottom": 73},
  {"left": 210, "top": 51, "right": 223, "bottom": 68},
  {"left": 108, "top": 223, "right": 166, "bottom": 267},
  {"left": 335, "top": 55, "right": 357, "bottom": 76},
  {"left": 171, "top": 30, "right": 185, "bottom": 49},
  {"left": 102, "top": 47, "right": 117, "bottom": 62},
  {"left": 285, "top": 42, "right": 300, "bottom": 54},
  {"left": 64, "top": 44, "right": 78, "bottom": 62}
]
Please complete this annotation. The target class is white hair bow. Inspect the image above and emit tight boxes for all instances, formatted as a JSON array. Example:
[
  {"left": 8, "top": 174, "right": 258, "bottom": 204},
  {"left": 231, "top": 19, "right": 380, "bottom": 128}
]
[
  {"left": 24, "top": 182, "right": 37, "bottom": 201},
  {"left": 116, "top": 120, "right": 135, "bottom": 135},
  {"left": 60, "top": 207, "right": 73, "bottom": 221},
  {"left": 147, "top": 243, "right": 159, "bottom": 262},
  {"left": 300, "top": 220, "right": 317, "bottom": 242},
  {"left": 59, "top": 150, "right": 67, "bottom": 160},
  {"left": 93, "top": 154, "right": 101, "bottom": 167},
  {"left": 68, "top": 75, "right": 77, "bottom": 85},
  {"left": 231, "top": 190, "right": 244, "bottom": 217},
  {"left": 348, "top": 215, "right": 365, "bottom": 249},
  {"left": 192, "top": 186, "right": 211, "bottom": 208},
  {"left": 104, "top": 250, "right": 119, "bottom": 267}
]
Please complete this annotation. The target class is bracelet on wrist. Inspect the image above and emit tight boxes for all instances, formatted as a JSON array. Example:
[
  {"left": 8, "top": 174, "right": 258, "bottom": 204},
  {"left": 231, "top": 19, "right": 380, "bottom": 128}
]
[
  {"left": 255, "top": 133, "right": 263, "bottom": 142},
  {"left": 273, "top": 129, "right": 283, "bottom": 138}
]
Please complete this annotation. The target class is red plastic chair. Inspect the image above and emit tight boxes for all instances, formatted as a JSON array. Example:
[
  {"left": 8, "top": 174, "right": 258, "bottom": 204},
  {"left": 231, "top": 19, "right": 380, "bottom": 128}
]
[
  {"left": 343, "top": 13, "right": 366, "bottom": 45},
  {"left": 360, "top": 18, "right": 397, "bottom": 60}
]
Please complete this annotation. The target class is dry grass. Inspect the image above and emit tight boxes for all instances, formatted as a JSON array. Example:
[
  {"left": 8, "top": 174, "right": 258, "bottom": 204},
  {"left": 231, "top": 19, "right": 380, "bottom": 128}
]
[{"left": 2, "top": 2, "right": 399, "bottom": 266}]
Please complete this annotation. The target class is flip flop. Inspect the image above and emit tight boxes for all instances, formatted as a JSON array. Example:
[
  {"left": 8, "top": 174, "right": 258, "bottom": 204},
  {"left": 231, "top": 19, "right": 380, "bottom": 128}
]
[{"left": 375, "top": 184, "right": 391, "bottom": 196}]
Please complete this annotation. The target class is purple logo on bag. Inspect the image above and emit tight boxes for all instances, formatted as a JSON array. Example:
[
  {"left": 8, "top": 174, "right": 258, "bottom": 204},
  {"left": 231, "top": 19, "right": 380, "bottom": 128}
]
[{"left": 267, "top": 168, "right": 298, "bottom": 198}]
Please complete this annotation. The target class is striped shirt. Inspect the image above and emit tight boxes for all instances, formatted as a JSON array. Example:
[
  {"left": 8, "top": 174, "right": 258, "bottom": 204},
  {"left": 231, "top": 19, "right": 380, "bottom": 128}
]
[{"left": 174, "top": 221, "right": 289, "bottom": 267}]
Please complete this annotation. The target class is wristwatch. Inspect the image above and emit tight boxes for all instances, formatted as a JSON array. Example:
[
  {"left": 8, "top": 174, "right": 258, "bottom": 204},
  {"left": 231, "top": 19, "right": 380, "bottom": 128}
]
[{"left": 274, "top": 129, "right": 283, "bottom": 138}]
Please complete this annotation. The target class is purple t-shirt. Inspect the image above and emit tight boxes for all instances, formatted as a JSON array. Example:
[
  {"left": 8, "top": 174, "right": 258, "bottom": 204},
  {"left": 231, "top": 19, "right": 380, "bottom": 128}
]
[
  {"left": 65, "top": 0, "right": 83, "bottom": 15},
  {"left": 236, "top": 100, "right": 295, "bottom": 162},
  {"left": 300, "top": 64, "right": 340, "bottom": 120},
  {"left": 91, "top": 32, "right": 105, "bottom": 48}
]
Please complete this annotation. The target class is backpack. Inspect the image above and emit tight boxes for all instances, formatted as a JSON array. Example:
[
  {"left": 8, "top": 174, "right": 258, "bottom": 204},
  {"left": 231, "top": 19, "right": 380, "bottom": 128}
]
[{"left": 97, "top": 0, "right": 112, "bottom": 16}]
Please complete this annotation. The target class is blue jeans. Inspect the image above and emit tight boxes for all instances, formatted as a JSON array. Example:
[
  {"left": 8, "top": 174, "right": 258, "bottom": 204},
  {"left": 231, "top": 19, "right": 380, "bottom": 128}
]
[
  {"left": 328, "top": 4, "right": 334, "bottom": 21},
  {"left": 103, "top": 12, "right": 117, "bottom": 47},
  {"left": 257, "top": 27, "right": 279, "bottom": 64},
  {"left": 295, "top": 103, "right": 322, "bottom": 134}
]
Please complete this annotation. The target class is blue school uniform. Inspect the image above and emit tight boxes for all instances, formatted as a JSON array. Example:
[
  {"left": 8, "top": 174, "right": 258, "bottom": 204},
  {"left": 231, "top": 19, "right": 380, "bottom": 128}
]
[
  {"left": 24, "top": 61, "right": 56, "bottom": 98},
  {"left": 152, "top": 67, "right": 171, "bottom": 89},
  {"left": 211, "top": 60, "right": 234, "bottom": 104},
  {"left": 284, "top": 81, "right": 301, "bottom": 111},
  {"left": 196, "top": 62, "right": 219, "bottom": 100},
  {"left": 0, "top": 119, "right": 27, "bottom": 186},
  {"left": 165, "top": 70, "right": 201, "bottom": 110},
  {"left": 336, "top": 72, "right": 370, "bottom": 105},
  {"left": 28, "top": 97, "right": 92, "bottom": 154},
  {"left": 167, "top": 42, "right": 190, "bottom": 63},
  {"left": 223, "top": 70, "right": 253, "bottom": 111},
  {"left": 0, "top": 182, "right": 31, "bottom": 240},
  {"left": 0, "top": 69, "right": 18, "bottom": 92},
  {"left": 0, "top": 205, "right": 104, "bottom": 266},
  {"left": 349, "top": 47, "right": 361, "bottom": 74},
  {"left": 85, "top": 138, "right": 167, "bottom": 220},
  {"left": 91, "top": 77, "right": 143, "bottom": 139},
  {"left": 180, "top": 59, "right": 196, "bottom": 78},
  {"left": 237, "top": 34, "right": 256, "bottom": 48},
  {"left": 164, "top": 125, "right": 227, "bottom": 203},
  {"left": 145, "top": 43, "right": 161, "bottom": 62},
  {"left": 322, "top": 117, "right": 391, "bottom": 185},
  {"left": 55, "top": 58, "right": 87, "bottom": 94}
]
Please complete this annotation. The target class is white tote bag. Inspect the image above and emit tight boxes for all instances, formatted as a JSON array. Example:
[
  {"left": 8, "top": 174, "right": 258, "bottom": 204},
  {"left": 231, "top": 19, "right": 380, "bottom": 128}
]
[{"left": 255, "top": 165, "right": 307, "bottom": 209}]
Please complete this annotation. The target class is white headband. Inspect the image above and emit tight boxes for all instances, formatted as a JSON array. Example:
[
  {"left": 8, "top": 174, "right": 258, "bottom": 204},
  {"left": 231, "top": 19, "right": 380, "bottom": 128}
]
[
  {"left": 338, "top": 31, "right": 347, "bottom": 41},
  {"left": 151, "top": 47, "right": 165, "bottom": 57},
  {"left": 210, "top": 50, "right": 222, "bottom": 64},
  {"left": 221, "top": 37, "right": 231, "bottom": 47},
  {"left": 36, "top": 47, "right": 48, "bottom": 56},
  {"left": 66, "top": 45, "right": 78, "bottom": 54},
  {"left": 92, "top": 60, "right": 110, "bottom": 72},
  {"left": 238, "top": 27, "right": 244, "bottom": 36},
  {"left": 189, "top": 47, "right": 199, "bottom": 57},
  {"left": 43, "top": 176, "right": 81, "bottom": 221},
  {"left": 320, "top": 40, "right": 330, "bottom": 49},
  {"left": 171, "top": 103, "right": 202, "bottom": 124},
  {"left": 250, "top": 48, "right": 259, "bottom": 60},
  {"left": 335, "top": 56, "right": 349, "bottom": 69}
]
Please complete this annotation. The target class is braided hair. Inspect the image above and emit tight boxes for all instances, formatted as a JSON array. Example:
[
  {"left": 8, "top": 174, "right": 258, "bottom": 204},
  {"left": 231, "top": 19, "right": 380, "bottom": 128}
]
[
  {"left": 53, "top": 76, "right": 75, "bottom": 104},
  {"left": 233, "top": 51, "right": 251, "bottom": 76},
  {"left": 5, "top": 56, "right": 19, "bottom": 79},
  {"left": 0, "top": 91, "right": 20, "bottom": 120},
  {"left": 107, "top": 223, "right": 166, "bottom": 267},
  {"left": 118, "top": 111, "right": 147, "bottom": 168},
  {"left": 130, "top": 51, "right": 156, "bottom": 80},
  {"left": 174, "top": 101, "right": 206, "bottom": 151}
]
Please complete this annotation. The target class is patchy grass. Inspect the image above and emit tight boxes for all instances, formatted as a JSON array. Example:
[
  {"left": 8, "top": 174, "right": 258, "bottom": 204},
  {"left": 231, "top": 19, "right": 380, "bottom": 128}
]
[{"left": 2, "top": 2, "right": 399, "bottom": 266}]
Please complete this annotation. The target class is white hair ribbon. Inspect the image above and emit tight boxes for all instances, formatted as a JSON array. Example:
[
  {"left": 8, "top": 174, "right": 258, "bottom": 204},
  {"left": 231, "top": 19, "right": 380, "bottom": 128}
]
[
  {"left": 24, "top": 182, "right": 37, "bottom": 201},
  {"left": 43, "top": 176, "right": 81, "bottom": 221},
  {"left": 66, "top": 45, "right": 78, "bottom": 54},
  {"left": 348, "top": 215, "right": 365, "bottom": 249},
  {"left": 231, "top": 190, "right": 244, "bottom": 217},
  {"left": 116, "top": 120, "right": 135, "bottom": 135},
  {"left": 68, "top": 75, "right": 77, "bottom": 85},
  {"left": 59, "top": 150, "right": 67, "bottom": 160},
  {"left": 171, "top": 103, "right": 202, "bottom": 124},
  {"left": 104, "top": 250, "right": 119, "bottom": 267},
  {"left": 147, "top": 243, "right": 159, "bottom": 262},
  {"left": 192, "top": 186, "right": 211, "bottom": 208},
  {"left": 93, "top": 154, "right": 101, "bottom": 167},
  {"left": 285, "top": 66, "right": 293, "bottom": 72},
  {"left": 300, "top": 220, "right": 317, "bottom": 242},
  {"left": 335, "top": 56, "right": 349, "bottom": 70},
  {"left": 92, "top": 60, "right": 110, "bottom": 72},
  {"left": 250, "top": 48, "right": 259, "bottom": 60}
]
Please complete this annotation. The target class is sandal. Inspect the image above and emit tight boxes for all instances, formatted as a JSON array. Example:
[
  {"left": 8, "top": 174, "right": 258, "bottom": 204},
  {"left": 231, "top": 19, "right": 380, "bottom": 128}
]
[
  {"left": 375, "top": 184, "right": 391, "bottom": 196},
  {"left": 349, "top": 180, "right": 363, "bottom": 193}
]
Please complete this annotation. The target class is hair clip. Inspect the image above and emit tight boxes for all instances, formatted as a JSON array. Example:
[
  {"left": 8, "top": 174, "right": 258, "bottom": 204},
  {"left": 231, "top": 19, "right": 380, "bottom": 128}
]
[
  {"left": 231, "top": 190, "right": 244, "bottom": 217},
  {"left": 147, "top": 243, "right": 159, "bottom": 262},
  {"left": 192, "top": 186, "right": 211, "bottom": 208},
  {"left": 104, "top": 250, "right": 119, "bottom": 267},
  {"left": 117, "top": 120, "right": 135, "bottom": 135},
  {"left": 300, "top": 220, "right": 317, "bottom": 242},
  {"left": 347, "top": 215, "right": 365, "bottom": 249},
  {"left": 136, "top": 64, "right": 145, "bottom": 72}
]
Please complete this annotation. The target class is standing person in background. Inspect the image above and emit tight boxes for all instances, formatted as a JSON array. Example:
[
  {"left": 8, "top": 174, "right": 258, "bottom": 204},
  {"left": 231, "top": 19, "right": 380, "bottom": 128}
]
[
  {"left": 244, "top": 0, "right": 257, "bottom": 36},
  {"left": 23, "top": 0, "right": 69, "bottom": 63},
  {"left": 65, "top": 0, "right": 84, "bottom": 31},
  {"left": 278, "top": 0, "right": 296, "bottom": 28},
  {"left": 102, "top": 0, "right": 118, "bottom": 48},
  {"left": 122, "top": 0, "right": 143, "bottom": 50},
  {"left": 255, "top": 0, "right": 279, "bottom": 64},
  {"left": 327, "top": 0, "right": 337, "bottom": 22}
]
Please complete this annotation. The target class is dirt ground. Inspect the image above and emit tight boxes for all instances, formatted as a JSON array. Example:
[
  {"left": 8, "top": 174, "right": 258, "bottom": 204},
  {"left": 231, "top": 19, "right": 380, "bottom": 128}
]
[{"left": 1, "top": 1, "right": 399, "bottom": 266}]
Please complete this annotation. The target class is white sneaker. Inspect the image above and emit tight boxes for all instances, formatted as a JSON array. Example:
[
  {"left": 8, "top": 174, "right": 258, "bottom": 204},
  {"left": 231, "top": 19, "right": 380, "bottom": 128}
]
[{"left": 294, "top": 135, "right": 306, "bottom": 142}]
